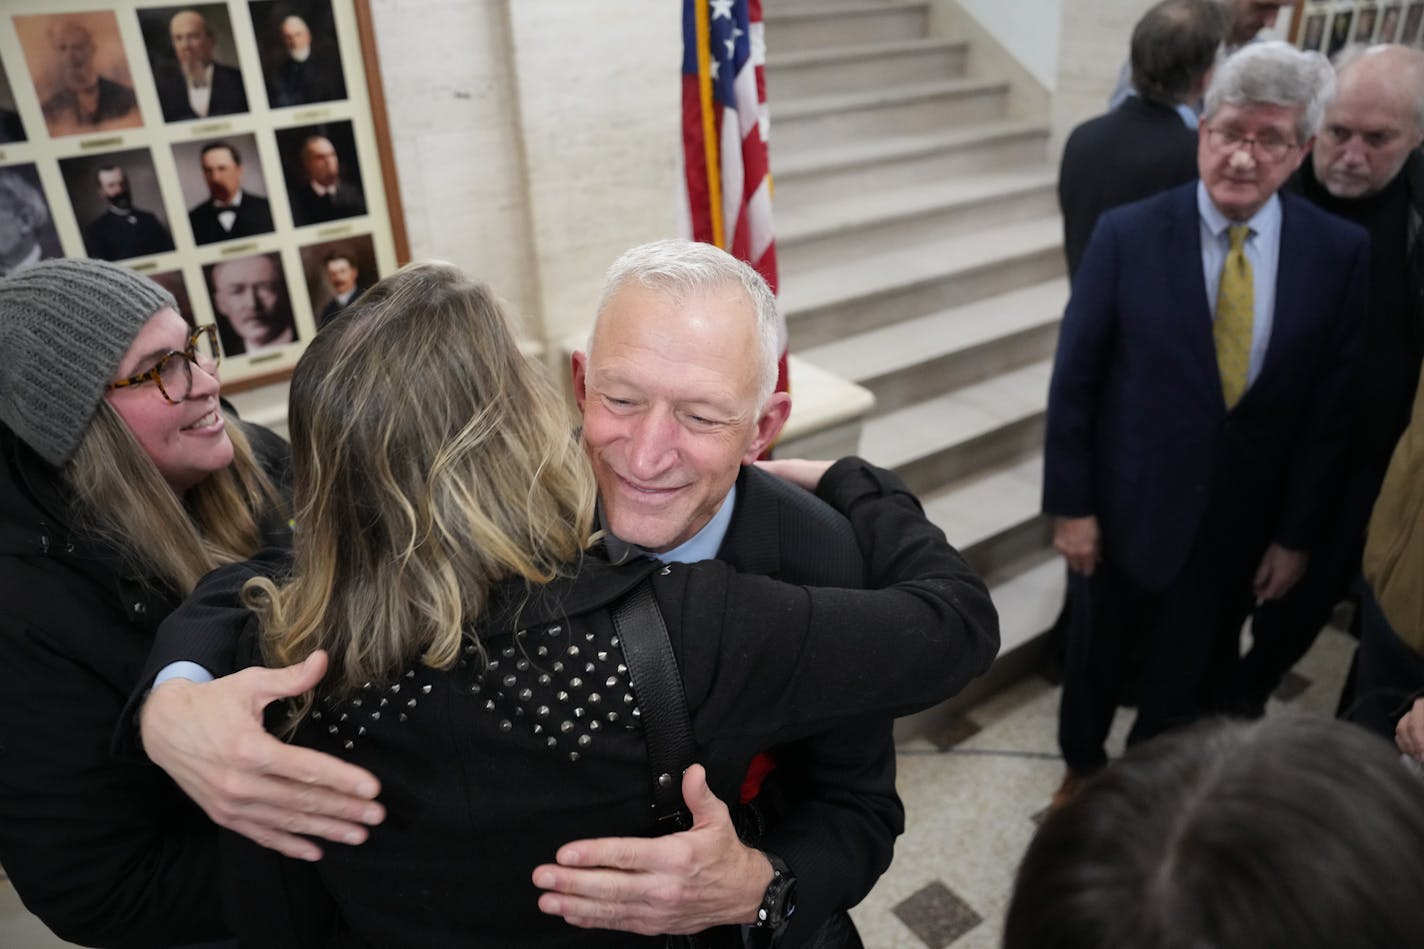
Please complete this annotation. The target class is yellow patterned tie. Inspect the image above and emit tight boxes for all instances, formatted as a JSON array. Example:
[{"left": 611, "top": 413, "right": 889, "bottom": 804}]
[{"left": 1214, "top": 224, "right": 1254, "bottom": 409}]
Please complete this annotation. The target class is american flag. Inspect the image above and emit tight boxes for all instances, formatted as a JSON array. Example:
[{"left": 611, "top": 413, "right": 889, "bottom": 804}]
[{"left": 681, "top": 0, "right": 788, "bottom": 395}]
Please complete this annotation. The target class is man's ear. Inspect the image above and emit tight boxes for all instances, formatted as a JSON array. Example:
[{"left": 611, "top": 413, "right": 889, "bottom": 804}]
[
  {"left": 742, "top": 392, "right": 792, "bottom": 463},
  {"left": 570, "top": 350, "right": 588, "bottom": 413}
]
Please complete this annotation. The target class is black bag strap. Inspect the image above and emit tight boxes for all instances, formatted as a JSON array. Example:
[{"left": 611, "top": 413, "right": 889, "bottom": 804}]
[{"left": 611, "top": 575, "right": 694, "bottom": 830}]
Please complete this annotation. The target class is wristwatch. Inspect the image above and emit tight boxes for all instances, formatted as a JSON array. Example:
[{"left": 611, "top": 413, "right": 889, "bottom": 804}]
[{"left": 752, "top": 852, "right": 797, "bottom": 936}]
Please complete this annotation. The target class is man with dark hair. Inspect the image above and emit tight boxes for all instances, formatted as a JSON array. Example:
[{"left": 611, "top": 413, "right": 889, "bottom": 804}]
[
  {"left": 188, "top": 141, "right": 274, "bottom": 245},
  {"left": 1236, "top": 44, "right": 1424, "bottom": 723},
  {"left": 1060, "top": 0, "right": 1229, "bottom": 277},
  {"left": 154, "top": 9, "right": 249, "bottom": 122},
  {"left": 1045, "top": 44, "right": 1366, "bottom": 807},
  {"left": 317, "top": 252, "right": 365, "bottom": 327},
  {"left": 1008, "top": 717, "right": 1424, "bottom": 949},
  {"left": 81, "top": 164, "right": 175, "bottom": 262},
  {"left": 289, "top": 134, "right": 365, "bottom": 226},
  {"left": 1107, "top": 0, "right": 1289, "bottom": 115}
]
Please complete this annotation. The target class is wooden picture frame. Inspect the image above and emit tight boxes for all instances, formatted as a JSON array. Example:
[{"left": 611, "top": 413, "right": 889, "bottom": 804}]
[{"left": 0, "top": 0, "right": 407, "bottom": 392}]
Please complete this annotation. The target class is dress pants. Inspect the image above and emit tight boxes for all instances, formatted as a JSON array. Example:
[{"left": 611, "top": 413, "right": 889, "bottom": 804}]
[
  {"left": 1235, "top": 466, "right": 1382, "bottom": 712},
  {"left": 1341, "top": 585, "right": 1424, "bottom": 737},
  {"left": 1059, "top": 514, "right": 1258, "bottom": 773}
]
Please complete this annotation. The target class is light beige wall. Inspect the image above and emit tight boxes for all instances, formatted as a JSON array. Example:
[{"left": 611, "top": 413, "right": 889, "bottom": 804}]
[
  {"left": 507, "top": 2, "right": 682, "bottom": 349},
  {"left": 1050, "top": 0, "right": 1146, "bottom": 155}
]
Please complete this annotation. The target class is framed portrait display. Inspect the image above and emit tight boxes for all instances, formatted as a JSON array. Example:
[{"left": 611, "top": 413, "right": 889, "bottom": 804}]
[
  {"left": 1294, "top": 0, "right": 1424, "bottom": 49},
  {"left": 0, "top": 0, "right": 406, "bottom": 391}
]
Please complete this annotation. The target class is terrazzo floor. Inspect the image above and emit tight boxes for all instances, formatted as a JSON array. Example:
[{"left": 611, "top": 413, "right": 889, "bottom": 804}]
[{"left": 1, "top": 626, "right": 1357, "bottom": 949}]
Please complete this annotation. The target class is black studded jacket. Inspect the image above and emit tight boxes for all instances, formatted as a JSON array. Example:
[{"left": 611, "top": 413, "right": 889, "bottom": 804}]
[
  {"left": 0, "top": 417, "right": 289, "bottom": 948},
  {"left": 208, "top": 458, "right": 1000, "bottom": 948}
]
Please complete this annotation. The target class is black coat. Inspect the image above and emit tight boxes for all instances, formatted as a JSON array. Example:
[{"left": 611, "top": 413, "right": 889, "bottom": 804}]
[
  {"left": 715, "top": 465, "right": 897, "bottom": 946},
  {"left": 289, "top": 179, "right": 366, "bottom": 226},
  {"left": 82, "top": 207, "right": 175, "bottom": 261},
  {"left": 154, "top": 61, "right": 250, "bottom": 122},
  {"left": 266, "top": 50, "right": 346, "bottom": 108},
  {"left": 0, "top": 417, "right": 290, "bottom": 948},
  {"left": 189, "top": 192, "right": 275, "bottom": 245},
  {"left": 163, "top": 459, "right": 998, "bottom": 948},
  {"left": 1058, "top": 96, "right": 1200, "bottom": 279}
]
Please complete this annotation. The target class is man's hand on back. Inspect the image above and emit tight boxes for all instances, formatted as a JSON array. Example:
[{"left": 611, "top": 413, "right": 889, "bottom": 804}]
[{"left": 532, "top": 764, "right": 773, "bottom": 934}]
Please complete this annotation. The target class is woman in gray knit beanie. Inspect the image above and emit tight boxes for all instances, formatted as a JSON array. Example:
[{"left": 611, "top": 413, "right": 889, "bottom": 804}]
[{"left": 0, "top": 257, "right": 290, "bottom": 946}]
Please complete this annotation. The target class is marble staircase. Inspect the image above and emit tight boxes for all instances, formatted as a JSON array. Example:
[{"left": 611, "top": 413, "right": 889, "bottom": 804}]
[{"left": 767, "top": 0, "right": 1067, "bottom": 723}]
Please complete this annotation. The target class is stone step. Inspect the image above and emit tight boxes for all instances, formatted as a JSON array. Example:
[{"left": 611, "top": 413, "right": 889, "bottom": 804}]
[
  {"left": 775, "top": 78, "right": 1010, "bottom": 154},
  {"left": 772, "top": 121, "right": 1051, "bottom": 210},
  {"left": 859, "top": 358, "right": 1052, "bottom": 496},
  {"left": 891, "top": 546, "right": 1064, "bottom": 743},
  {"left": 767, "top": 37, "right": 968, "bottom": 98},
  {"left": 777, "top": 169, "right": 1059, "bottom": 275},
  {"left": 925, "top": 454, "right": 1049, "bottom": 582},
  {"left": 986, "top": 549, "right": 1065, "bottom": 655},
  {"left": 765, "top": 0, "right": 931, "bottom": 53},
  {"left": 781, "top": 217, "right": 1064, "bottom": 349},
  {"left": 799, "top": 279, "right": 1067, "bottom": 415}
]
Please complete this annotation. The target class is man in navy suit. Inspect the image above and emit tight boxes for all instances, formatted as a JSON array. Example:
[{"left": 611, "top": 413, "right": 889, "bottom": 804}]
[
  {"left": 1044, "top": 42, "right": 1367, "bottom": 806},
  {"left": 153, "top": 10, "right": 249, "bottom": 123}
]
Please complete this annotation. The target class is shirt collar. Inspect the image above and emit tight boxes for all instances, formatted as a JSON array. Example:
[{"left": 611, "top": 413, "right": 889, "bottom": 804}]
[
  {"left": 599, "top": 482, "right": 738, "bottom": 566},
  {"left": 1197, "top": 180, "right": 1281, "bottom": 242},
  {"left": 188, "top": 62, "right": 215, "bottom": 89}
]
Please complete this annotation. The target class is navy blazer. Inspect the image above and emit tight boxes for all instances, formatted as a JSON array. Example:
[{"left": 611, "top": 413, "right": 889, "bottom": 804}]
[{"left": 1044, "top": 182, "right": 1369, "bottom": 591}]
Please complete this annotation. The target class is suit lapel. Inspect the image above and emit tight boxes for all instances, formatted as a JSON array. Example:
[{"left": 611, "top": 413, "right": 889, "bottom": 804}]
[
  {"left": 1250, "top": 195, "right": 1303, "bottom": 394},
  {"left": 1163, "top": 186, "right": 1225, "bottom": 403},
  {"left": 715, "top": 467, "right": 781, "bottom": 575}
]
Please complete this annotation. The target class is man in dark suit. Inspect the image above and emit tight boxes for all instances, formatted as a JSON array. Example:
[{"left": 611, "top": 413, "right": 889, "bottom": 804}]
[
  {"left": 1237, "top": 44, "right": 1424, "bottom": 720},
  {"left": 1108, "top": 0, "right": 1290, "bottom": 112},
  {"left": 81, "top": 163, "right": 174, "bottom": 261},
  {"left": 188, "top": 141, "right": 274, "bottom": 245},
  {"left": 153, "top": 9, "right": 249, "bottom": 123},
  {"left": 1044, "top": 42, "right": 1367, "bottom": 805},
  {"left": 535, "top": 239, "right": 925, "bottom": 947},
  {"left": 317, "top": 252, "right": 366, "bottom": 327},
  {"left": 1060, "top": 0, "right": 1228, "bottom": 279},
  {"left": 266, "top": 14, "right": 346, "bottom": 107},
  {"left": 289, "top": 134, "right": 365, "bottom": 226}
]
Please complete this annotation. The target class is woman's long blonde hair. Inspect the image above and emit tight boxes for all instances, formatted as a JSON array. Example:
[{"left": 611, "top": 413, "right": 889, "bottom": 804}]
[
  {"left": 245, "top": 262, "right": 595, "bottom": 708},
  {"left": 66, "top": 401, "right": 281, "bottom": 595}
]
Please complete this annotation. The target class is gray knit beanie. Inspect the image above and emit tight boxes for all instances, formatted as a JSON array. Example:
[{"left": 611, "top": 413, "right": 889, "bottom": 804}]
[{"left": 0, "top": 258, "right": 176, "bottom": 467}]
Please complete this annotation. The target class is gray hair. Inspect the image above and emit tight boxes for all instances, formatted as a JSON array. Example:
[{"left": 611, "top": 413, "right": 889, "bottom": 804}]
[
  {"left": 591, "top": 239, "right": 781, "bottom": 407},
  {"left": 1203, "top": 40, "right": 1336, "bottom": 142},
  {"left": 1334, "top": 43, "right": 1424, "bottom": 135},
  {"left": 0, "top": 169, "right": 49, "bottom": 229}
]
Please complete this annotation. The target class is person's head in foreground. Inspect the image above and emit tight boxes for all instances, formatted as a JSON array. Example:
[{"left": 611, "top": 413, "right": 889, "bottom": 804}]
[
  {"left": 246, "top": 260, "right": 594, "bottom": 705},
  {"left": 0, "top": 257, "right": 279, "bottom": 592},
  {"left": 1005, "top": 715, "right": 1424, "bottom": 949}
]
